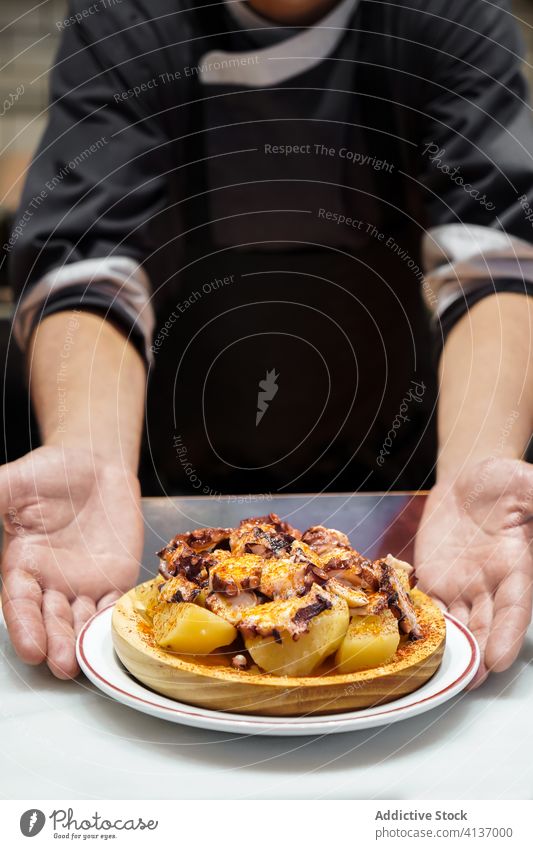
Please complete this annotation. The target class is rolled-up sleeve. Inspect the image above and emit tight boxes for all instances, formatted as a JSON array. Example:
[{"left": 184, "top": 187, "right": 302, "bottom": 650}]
[
  {"left": 9, "top": 1, "right": 178, "bottom": 363},
  {"left": 416, "top": 0, "right": 533, "bottom": 336}
]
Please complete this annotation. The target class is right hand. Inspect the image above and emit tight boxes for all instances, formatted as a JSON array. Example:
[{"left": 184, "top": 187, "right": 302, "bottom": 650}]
[
  {"left": 0, "top": 445, "right": 144, "bottom": 678},
  {"left": 416, "top": 458, "right": 533, "bottom": 686}
]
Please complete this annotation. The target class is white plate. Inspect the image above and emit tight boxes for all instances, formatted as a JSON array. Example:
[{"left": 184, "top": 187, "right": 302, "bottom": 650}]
[{"left": 77, "top": 606, "right": 479, "bottom": 737}]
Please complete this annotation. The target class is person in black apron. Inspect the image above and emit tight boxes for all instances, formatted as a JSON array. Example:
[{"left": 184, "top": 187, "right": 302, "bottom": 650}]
[{"left": 3, "top": 1, "right": 533, "bottom": 682}]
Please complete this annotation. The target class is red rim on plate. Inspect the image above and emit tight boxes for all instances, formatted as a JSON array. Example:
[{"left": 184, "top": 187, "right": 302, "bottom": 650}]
[{"left": 77, "top": 604, "right": 479, "bottom": 727}]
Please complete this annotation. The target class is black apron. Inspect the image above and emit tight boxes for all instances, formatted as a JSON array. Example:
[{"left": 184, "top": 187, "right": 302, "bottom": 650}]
[{"left": 143, "top": 13, "right": 437, "bottom": 495}]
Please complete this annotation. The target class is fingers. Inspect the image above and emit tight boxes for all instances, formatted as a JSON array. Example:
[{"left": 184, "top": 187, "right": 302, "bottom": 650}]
[
  {"left": 466, "top": 593, "right": 493, "bottom": 689},
  {"left": 485, "top": 571, "right": 533, "bottom": 673},
  {"left": 467, "top": 662, "right": 489, "bottom": 690},
  {"left": 435, "top": 598, "right": 491, "bottom": 687},
  {"left": 97, "top": 591, "right": 121, "bottom": 610},
  {"left": 447, "top": 600, "right": 471, "bottom": 625},
  {"left": 42, "top": 590, "right": 79, "bottom": 679},
  {"left": 71, "top": 595, "right": 97, "bottom": 636},
  {"left": 2, "top": 569, "right": 46, "bottom": 665}
]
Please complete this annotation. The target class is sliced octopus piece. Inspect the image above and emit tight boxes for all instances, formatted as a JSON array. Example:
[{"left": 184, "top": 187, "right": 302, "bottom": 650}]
[
  {"left": 259, "top": 557, "right": 316, "bottom": 600},
  {"left": 324, "top": 576, "right": 368, "bottom": 608},
  {"left": 157, "top": 526, "right": 232, "bottom": 560},
  {"left": 158, "top": 573, "right": 202, "bottom": 604},
  {"left": 301, "top": 525, "right": 352, "bottom": 556},
  {"left": 359, "top": 560, "right": 383, "bottom": 592},
  {"left": 158, "top": 541, "right": 194, "bottom": 579},
  {"left": 238, "top": 585, "right": 339, "bottom": 642},
  {"left": 288, "top": 539, "right": 323, "bottom": 566},
  {"left": 159, "top": 544, "right": 228, "bottom": 585},
  {"left": 238, "top": 513, "right": 302, "bottom": 539},
  {"left": 385, "top": 553, "right": 418, "bottom": 588},
  {"left": 350, "top": 591, "right": 389, "bottom": 616},
  {"left": 206, "top": 590, "right": 260, "bottom": 627},
  {"left": 230, "top": 523, "right": 296, "bottom": 559},
  {"left": 377, "top": 560, "right": 422, "bottom": 640},
  {"left": 319, "top": 548, "right": 381, "bottom": 592},
  {"left": 208, "top": 554, "right": 263, "bottom": 597},
  {"left": 159, "top": 543, "right": 209, "bottom": 584}
]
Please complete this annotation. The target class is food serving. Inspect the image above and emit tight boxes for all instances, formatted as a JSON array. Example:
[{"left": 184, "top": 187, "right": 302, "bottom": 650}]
[{"left": 112, "top": 514, "right": 446, "bottom": 716}]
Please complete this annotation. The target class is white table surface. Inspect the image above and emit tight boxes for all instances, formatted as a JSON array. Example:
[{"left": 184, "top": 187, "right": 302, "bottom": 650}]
[
  {"left": 1, "top": 494, "right": 532, "bottom": 800},
  {"left": 1, "top": 613, "right": 532, "bottom": 800}
]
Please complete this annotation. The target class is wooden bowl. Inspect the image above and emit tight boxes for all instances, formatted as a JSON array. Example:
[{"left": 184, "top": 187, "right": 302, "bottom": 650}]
[{"left": 112, "top": 583, "right": 446, "bottom": 717}]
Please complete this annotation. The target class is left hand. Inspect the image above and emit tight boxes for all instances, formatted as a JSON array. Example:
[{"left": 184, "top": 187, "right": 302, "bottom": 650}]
[
  {"left": 0, "top": 446, "right": 143, "bottom": 679},
  {"left": 415, "top": 458, "right": 533, "bottom": 686}
]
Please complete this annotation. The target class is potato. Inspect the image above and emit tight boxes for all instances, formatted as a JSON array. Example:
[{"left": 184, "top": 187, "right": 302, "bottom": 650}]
[
  {"left": 334, "top": 609, "right": 400, "bottom": 673},
  {"left": 134, "top": 577, "right": 165, "bottom": 622},
  {"left": 152, "top": 602, "right": 237, "bottom": 654},
  {"left": 244, "top": 600, "right": 349, "bottom": 676}
]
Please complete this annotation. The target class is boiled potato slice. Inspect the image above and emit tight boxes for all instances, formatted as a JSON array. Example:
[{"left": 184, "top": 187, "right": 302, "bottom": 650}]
[
  {"left": 244, "top": 600, "right": 349, "bottom": 676},
  {"left": 334, "top": 609, "right": 400, "bottom": 673},
  {"left": 152, "top": 602, "right": 237, "bottom": 654},
  {"left": 134, "top": 577, "right": 165, "bottom": 622}
]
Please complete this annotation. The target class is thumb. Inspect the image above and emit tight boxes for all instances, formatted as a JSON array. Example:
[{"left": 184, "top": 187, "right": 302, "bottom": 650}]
[{"left": 0, "top": 453, "right": 34, "bottom": 518}]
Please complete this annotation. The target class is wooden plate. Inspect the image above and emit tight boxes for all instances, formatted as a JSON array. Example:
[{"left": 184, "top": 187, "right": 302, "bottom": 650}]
[{"left": 111, "top": 583, "right": 446, "bottom": 717}]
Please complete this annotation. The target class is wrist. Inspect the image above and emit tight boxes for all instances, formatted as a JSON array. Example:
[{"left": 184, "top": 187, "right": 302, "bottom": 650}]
[
  {"left": 438, "top": 454, "right": 522, "bottom": 482},
  {"left": 434, "top": 455, "right": 533, "bottom": 512},
  {"left": 437, "top": 440, "right": 524, "bottom": 484},
  {"left": 42, "top": 435, "right": 140, "bottom": 480}
]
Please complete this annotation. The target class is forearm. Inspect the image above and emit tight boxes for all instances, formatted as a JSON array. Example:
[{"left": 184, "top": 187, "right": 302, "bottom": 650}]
[
  {"left": 28, "top": 311, "right": 146, "bottom": 473},
  {"left": 437, "top": 293, "right": 533, "bottom": 479}
]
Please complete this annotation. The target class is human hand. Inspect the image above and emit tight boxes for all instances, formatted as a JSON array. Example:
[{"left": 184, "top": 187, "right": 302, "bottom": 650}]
[
  {"left": 0, "top": 445, "right": 143, "bottom": 678},
  {"left": 415, "top": 458, "right": 533, "bottom": 686}
]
